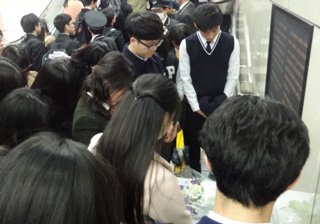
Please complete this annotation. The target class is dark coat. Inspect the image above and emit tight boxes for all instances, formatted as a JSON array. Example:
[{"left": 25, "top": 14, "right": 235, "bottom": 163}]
[
  {"left": 21, "top": 34, "right": 47, "bottom": 71},
  {"left": 174, "top": 1, "right": 196, "bottom": 32},
  {"left": 50, "top": 33, "right": 80, "bottom": 55},
  {"left": 72, "top": 92, "right": 111, "bottom": 145}
]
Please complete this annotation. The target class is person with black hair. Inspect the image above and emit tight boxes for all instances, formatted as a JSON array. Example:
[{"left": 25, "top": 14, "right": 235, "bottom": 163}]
[
  {"left": 198, "top": 95, "right": 310, "bottom": 224},
  {"left": 31, "top": 58, "right": 77, "bottom": 137},
  {"left": 51, "top": 13, "right": 80, "bottom": 55},
  {"left": 0, "top": 132, "right": 123, "bottom": 224},
  {"left": 72, "top": 51, "right": 133, "bottom": 145},
  {"left": 0, "top": 57, "right": 25, "bottom": 102},
  {"left": 0, "top": 88, "right": 49, "bottom": 149},
  {"left": 84, "top": 10, "right": 118, "bottom": 50},
  {"left": 96, "top": 74, "right": 192, "bottom": 224},
  {"left": 177, "top": 3, "right": 239, "bottom": 172},
  {"left": 20, "top": 13, "right": 47, "bottom": 71},
  {"left": 74, "top": 0, "right": 98, "bottom": 46},
  {"left": 39, "top": 19, "right": 56, "bottom": 48},
  {"left": 102, "top": 7, "right": 125, "bottom": 51},
  {"left": 123, "top": 12, "right": 165, "bottom": 79},
  {"left": 0, "top": 29, "right": 4, "bottom": 51},
  {"left": 0, "top": 44, "right": 33, "bottom": 85}
]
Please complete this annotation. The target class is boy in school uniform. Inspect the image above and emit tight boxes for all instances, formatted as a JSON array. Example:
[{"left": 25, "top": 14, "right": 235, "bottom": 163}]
[
  {"left": 198, "top": 95, "right": 310, "bottom": 224},
  {"left": 177, "top": 3, "right": 239, "bottom": 172}
]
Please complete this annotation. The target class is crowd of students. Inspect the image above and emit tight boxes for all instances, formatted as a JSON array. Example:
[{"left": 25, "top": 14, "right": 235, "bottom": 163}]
[{"left": 0, "top": 0, "right": 310, "bottom": 224}]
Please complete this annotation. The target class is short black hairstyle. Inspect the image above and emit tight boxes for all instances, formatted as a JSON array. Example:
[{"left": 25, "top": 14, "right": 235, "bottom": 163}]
[
  {"left": 82, "top": 0, "right": 97, "bottom": 6},
  {"left": 193, "top": 3, "right": 222, "bottom": 32},
  {"left": 169, "top": 23, "right": 192, "bottom": 46},
  {"left": 0, "top": 88, "right": 49, "bottom": 148},
  {"left": 200, "top": 95, "right": 310, "bottom": 207},
  {"left": 125, "top": 12, "right": 164, "bottom": 40},
  {"left": 54, "top": 13, "right": 72, "bottom": 33},
  {"left": 0, "top": 57, "right": 24, "bottom": 101},
  {"left": 20, "top": 13, "right": 40, "bottom": 33},
  {"left": 1, "top": 44, "right": 29, "bottom": 72},
  {"left": 0, "top": 132, "right": 123, "bottom": 224}
]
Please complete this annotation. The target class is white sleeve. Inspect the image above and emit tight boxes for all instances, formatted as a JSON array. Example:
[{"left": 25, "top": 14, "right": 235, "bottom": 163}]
[
  {"left": 178, "top": 39, "right": 200, "bottom": 112},
  {"left": 176, "top": 67, "right": 185, "bottom": 100},
  {"left": 224, "top": 36, "right": 240, "bottom": 97}
]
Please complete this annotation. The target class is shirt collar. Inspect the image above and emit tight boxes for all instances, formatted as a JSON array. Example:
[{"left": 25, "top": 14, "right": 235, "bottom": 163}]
[
  {"left": 198, "top": 30, "right": 221, "bottom": 46},
  {"left": 208, "top": 211, "right": 271, "bottom": 224}
]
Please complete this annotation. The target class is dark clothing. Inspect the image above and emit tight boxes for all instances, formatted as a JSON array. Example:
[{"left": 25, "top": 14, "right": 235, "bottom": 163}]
[
  {"left": 93, "top": 34, "right": 118, "bottom": 51},
  {"left": 186, "top": 32, "right": 234, "bottom": 98},
  {"left": 103, "top": 27, "right": 125, "bottom": 51},
  {"left": 21, "top": 34, "right": 46, "bottom": 71},
  {"left": 75, "top": 8, "right": 91, "bottom": 45},
  {"left": 175, "top": 1, "right": 196, "bottom": 32},
  {"left": 198, "top": 216, "right": 222, "bottom": 224},
  {"left": 72, "top": 92, "right": 111, "bottom": 145},
  {"left": 164, "top": 16, "right": 179, "bottom": 31},
  {"left": 122, "top": 45, "right": 164, "bottom": 79},
  {"left": 164, "top": 49, "right": 178, "bottom": 82},
  {"left": 50, "top": 33, "right": 80, "bottom": 55}
]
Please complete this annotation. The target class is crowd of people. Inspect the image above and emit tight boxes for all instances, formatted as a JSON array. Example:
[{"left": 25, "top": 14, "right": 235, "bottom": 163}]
[{"left": 0, "top": 0, "right": 310, "bottom": 224}]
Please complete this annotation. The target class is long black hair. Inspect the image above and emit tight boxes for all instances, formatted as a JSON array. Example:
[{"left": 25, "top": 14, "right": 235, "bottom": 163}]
[
  {"left": 0, "top": 132, "right": 123, "bottom": 224},
  {"left": 96, "top": 74, "right": 180, "bottom": 224}
]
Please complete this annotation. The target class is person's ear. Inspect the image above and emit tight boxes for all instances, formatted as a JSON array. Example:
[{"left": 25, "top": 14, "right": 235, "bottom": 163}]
[
  {"left": 203, "top": 149, "right": 212, "bottom": 172},
  {"left": 129, "top": 36, "right": 136, "bottom": 44}
]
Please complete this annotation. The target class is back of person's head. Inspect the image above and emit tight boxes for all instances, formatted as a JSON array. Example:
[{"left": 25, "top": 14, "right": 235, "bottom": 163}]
[
  {"left": 82, "top": 0, "right": 97, "bottom": 7},
  {"left": 54, "top": 13, "right": 72, "bottom": 33},
  {"left": 200, "top": 95, "right": 310, "bottom": 207},
  {"left": 102, "top": 7, "right": 116, "bottom": 27},
  {"left": 1, "top": 44, "right": 29, "bottom": 72},
  {"left": 121, "top": 3, "right": 133, "bottom": 19},
  {"left": 83, "top": 51, "right": 133, "bottom": 105},
  {"left": 0, "top": 88, "right": 48, "bottom": 148},
  {"left": 193, "top": 3, "right": 222, "bottom": 32},
  {"left": 0, "top": 57, "right": 24, "bottom": 101},
  {"left": 125, "top": 12, "right": 164, "bottom": 40},
  {"left": 39, "top": 19, "right": 50, "bottom": 41},
  {"left": 169, "top": 23, "right": 192, "bottom": 47},
  {"left": 20, "top": 13, "right": 40, "bottom": 33},
  {"left": 0, "top": 132, "right": 123, "bottom": 224},
  {"left": 31, "top": 58, "right": 73, "bottom": 107},
  {"left": 97, "top": 74, "right": 180, "bottom": 224}
]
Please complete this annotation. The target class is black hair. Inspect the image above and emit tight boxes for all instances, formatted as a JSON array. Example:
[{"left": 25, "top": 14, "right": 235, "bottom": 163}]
[
  {"left": 96, "top": 74, "right": 180, "bottom": 224},
  {"left": 1, "top": 44, "right": 29, "bottom": 72},
  {"left": 200, "top": 95, "right": 310, "bottom": 207},
  {"left": 0, "top": 88, "right": 49, "bottom": 148},
  {"left": 102, "top": 7, "right": 115, "bottom": 27},
  {"left": 20, "top": 13, "right": 40, "bottom": 33},
  {"left": 54, "top": 13, "right": 72, "bottom": 33},
  {"left": 31, "top": 58, "right": 76, "bottom": 136},
  {"left": 39, "top": 19, "right": 50, "bottom": 41},
  {"left": 0, "top": 57, "right": 24, "bottom": 101},
  {"left": 83, "top": 51, "right": 134, "bottom": 107},
  {"left": 0, "top": 29, "right": 2, "bottom": 37},
  {"left": 82, "top": 0, "right": 97, "bottom": 6},
  {"left": 193, "top": 3, "right": 222, "bottom": 32},
  {"left": 63, "top": 0, "right": 69, "bottom": 8},
  {"left": 169, "top": 23, "right": 192, "bottom": 46},
  {"left": 0, "top": 132, "right": 123, "bottom": 224},
  {"left": 125, "top": 12, "right": 164, "bottom": 40}
]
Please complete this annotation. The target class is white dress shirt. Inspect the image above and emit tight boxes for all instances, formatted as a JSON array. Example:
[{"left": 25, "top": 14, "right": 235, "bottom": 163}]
[{"left": 177, "top": 31, "right": 240, "bottom": 112}]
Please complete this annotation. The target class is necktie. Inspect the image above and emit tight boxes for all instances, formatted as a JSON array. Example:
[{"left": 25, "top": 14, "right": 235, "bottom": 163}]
[{"left": 206, "top": 41, "right": 212, "bottom": 52}]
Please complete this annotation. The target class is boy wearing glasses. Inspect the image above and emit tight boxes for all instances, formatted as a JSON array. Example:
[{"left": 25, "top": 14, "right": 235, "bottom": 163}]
[
  {"left": 123, "top": 12, "right": 165, "bottom": 79},
  {"left": 177, "top": 3, "right": 239, "bottom": 172}
]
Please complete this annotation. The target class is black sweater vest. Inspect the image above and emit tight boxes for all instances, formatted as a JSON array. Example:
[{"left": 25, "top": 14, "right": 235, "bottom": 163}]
[{"left": 186, "top": 32, "right": 234, "bottom": 98}]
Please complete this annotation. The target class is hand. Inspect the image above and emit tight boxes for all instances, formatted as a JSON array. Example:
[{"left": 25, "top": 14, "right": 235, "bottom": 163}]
[
  {"left": 195, "top": 110, "right": 208, "bottom": 119},
  {"left": 163, "top": 122, "right": 179, "bottom": 143}
]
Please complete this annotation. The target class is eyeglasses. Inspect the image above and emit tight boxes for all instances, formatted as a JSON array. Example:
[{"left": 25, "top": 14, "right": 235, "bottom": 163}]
[{"left": 137, "top": 38, "right": 163, "bottom": 50}]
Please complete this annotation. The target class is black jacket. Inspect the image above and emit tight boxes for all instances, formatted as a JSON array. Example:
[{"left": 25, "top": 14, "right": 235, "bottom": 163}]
[
  {"left": 50, "top": 33, "right": 80, "bottom": 55},
  {"left": 21, "top": 34, "right": 46, "bottom": 71},
  {"left": 174, "top": 1, "right": 196, "bottom": 32}
]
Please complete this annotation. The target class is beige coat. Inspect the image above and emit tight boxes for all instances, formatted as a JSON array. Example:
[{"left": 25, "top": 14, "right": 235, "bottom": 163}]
[{"left": 143, "top": 154, "right": 192, "bottom": 224}]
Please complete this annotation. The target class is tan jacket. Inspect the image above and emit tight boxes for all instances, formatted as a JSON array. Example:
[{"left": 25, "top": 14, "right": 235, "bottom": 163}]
[{"left": 144, "top": 154, "right": 192, "bottom": 224}]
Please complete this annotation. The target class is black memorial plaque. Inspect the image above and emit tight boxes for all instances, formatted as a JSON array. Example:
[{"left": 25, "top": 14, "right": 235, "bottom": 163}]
[{"left": 266, "top": 5, "right": 313, "bottom": 116}]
